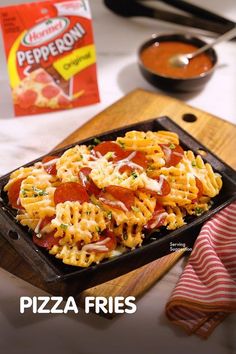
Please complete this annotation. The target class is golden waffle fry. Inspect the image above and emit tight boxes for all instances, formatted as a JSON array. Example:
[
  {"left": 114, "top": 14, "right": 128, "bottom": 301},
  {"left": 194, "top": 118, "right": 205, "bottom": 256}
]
[
  {"left": 116, "top": 130, "right": 179, "bottom": 148},
  {"left": 4, "top": 164, "right": 44, "bottom": 191},
  {"left": 100, "top": 190, "right": 156, "bottom": 226},
  {"left": 116, "top": 130, "right": 165, "bottom": 171},
  {"left": 16, "top": 211, "right": 40, "bottom": 231},
  {"left": 157, "top": 166, "right": 199, "bottom": 206},
  {"left": 50, "top": 244, "right": 108, "bottom": 267},
  {"left": 104, "top": 191, "right": 156, "bottom": 249},
  {"left": 152, "top": 130, "right": 179, "bottom": 145},
  {"left": 113, "top": 222, "right": 143, "bottom": 249},
  {"left": 184, "top": 196, "right": 211, "bottom": 216},
  {"left": 182, "top": 151, "right": 222, "bottom": 197},
  {"left": 20, "top": 173, "right": 55, "bottom": 219},
  {"left": 90, "top": 158, "right": 145, "bottom": 191},
  {"left": 164, "top": 206, "right": 186, "bottom": 230},
  {"left": 56, "top": 145, "right": 92, "bottom": 182},
  {"left": 52, "top": 201, "right": 107, "bottom": 245}
]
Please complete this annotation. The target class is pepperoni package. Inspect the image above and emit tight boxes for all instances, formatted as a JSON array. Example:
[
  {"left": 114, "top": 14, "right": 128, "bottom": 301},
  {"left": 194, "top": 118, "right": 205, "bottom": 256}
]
[{"left": 0, "top": 0, "right": 100, "bottom": 117}]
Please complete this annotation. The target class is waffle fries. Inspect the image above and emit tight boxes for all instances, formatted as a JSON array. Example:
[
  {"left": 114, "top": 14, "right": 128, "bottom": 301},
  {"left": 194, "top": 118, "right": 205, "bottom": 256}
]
[{"left": 5, "top": 129, "right": 222, "bottom": 268}]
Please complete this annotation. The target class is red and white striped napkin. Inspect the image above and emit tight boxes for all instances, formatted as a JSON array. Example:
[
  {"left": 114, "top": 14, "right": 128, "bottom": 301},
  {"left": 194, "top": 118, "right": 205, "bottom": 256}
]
[{"left": 165, "top": 201, "right": 236, "bottom": 338}]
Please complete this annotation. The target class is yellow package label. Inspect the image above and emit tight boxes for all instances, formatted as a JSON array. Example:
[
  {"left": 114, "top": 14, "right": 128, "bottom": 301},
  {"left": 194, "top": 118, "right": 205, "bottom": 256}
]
[{"left": 53, "top": 44, "right": 96, "bottom": 81}]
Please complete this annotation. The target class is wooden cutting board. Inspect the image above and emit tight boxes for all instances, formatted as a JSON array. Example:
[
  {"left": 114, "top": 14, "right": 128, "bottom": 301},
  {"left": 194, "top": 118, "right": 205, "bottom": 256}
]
[{"left": 1, "top": 89, "right": 236, "bottom": 312}]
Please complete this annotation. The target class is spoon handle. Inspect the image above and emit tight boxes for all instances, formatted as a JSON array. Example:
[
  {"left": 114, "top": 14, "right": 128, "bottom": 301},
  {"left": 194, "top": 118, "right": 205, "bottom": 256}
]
[{"left": 188, "top": 26, "right": 236, "bottom": 59}]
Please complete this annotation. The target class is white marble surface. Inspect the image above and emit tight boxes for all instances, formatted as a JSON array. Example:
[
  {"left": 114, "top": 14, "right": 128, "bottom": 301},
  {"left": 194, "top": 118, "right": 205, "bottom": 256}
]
[{"left": 0, "top": 1, "right": 236, "bottom": 353}]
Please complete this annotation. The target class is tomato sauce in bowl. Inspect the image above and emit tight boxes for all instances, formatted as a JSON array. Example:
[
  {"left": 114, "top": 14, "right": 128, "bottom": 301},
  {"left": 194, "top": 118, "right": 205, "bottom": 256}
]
[
  {"left": 138, "top": 34, "right": 217, "bottom": 92},
  {"left": 140, "top": 41, "right": 213, "bottom": 79}
]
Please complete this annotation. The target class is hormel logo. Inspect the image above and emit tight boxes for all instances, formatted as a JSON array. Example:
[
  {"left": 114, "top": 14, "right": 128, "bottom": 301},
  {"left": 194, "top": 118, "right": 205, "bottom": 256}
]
[
  {"left": 22, "top": 17, "right": 69, "bottom": 47},
  {"left": 61, "top": 1, "right": 84, "bottom": 10}
]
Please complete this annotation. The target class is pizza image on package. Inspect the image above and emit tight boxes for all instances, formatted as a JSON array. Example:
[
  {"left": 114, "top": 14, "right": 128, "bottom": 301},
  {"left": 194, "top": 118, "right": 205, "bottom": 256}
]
[
  {"left": 0, "top": 0, "right": 99, "bottom": 116},
  {"left": 13, "top": 68, "right": 72, "bottom": 110}
]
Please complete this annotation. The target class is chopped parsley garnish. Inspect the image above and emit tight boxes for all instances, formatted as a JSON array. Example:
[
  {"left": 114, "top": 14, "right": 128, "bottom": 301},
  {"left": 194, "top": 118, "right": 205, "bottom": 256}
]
[
  {"left": 107, "top": 211, "right": 113, "bottom": 220},
  {"left": 69, "top": 176, "right": 78, "bottom": 182},
  {"left": 123, "top": 232, "right": 128, "bottom": 240},
  {"left": 196, "top": 162, "right": 203, "bottom": 169},
  {"left": 106, "top": 152, "right": 114, "bottom": 160},
  {"left": 93, "top": 138, "right": 101, "bottom": 145},
  {"left": 131, "top": 171, "right": 138, "bottom": 179},
  {"left": 117, "top": 140, "right": 125, "bottom": 149},
  {"left": 195, "top": 207, "right": 203, "bottom": 215},
  {"left": 131, "top": 206, "right": 139, "bottom": 212},
  {"left": 33, "top": 187, "right": 48, "bottom": 197},
  {"left": 60, "top": 223, "right": 68, "bottom": 230},
  {"left": 95, "top": 226, "right": 101, "bottom": 233},
  {"left": 146, "top": 166, "right": 154, "bottom": 172},
  {"left": 21, "top": 189, "right": 28, "bottom": 197},
  {"left": 208, "top": 200, "right": 214, "bottom": 207},
  {"left": 76, "top": 154, "right": 83, "bottom": 161},
  {"left": 88, "top": 144, "right": 95, "bottom": 150},
  {"left": 169, "top": 143, "right": 176, "bottom": 150}
]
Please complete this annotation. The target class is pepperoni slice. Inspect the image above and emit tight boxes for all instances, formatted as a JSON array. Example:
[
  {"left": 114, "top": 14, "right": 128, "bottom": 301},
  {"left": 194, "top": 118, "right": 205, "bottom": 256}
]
[
  {"left": 93, "top": 141, "right": 124, "bottom": 159},
  {"left": 78, "top": 167, "right": 101, "bottom": 197},
  {"left": 145, "top": 203, "right": 167, "bottom": 230},
  {"left": 79, "top": 167, "right": 92, "bottom": 186},
  {"left": 102, "top": 230, "right": 117, "bottom": 251},
  {"left": 139, "top": 176, "right": 171, "bottom": 197},
  {"left": 192, "top": 177, "right": 204, "bottom": 203},
  {"left": 195, "top": 177, "right": 204, "bottom": 198},
  {"left": 58, "top": 95, "right": 71, "bottom": 107},
  {"left": 39, "top": 216, "right": 55, "bottom": 231},
  {"left": 42, "top": 155, "right": 58, "bottom": 175},
  {"left": 92, "top": 142, "right": 147, "bottom": 174},
  {"left": 102, "top": 185, "right": 135, "bottom": 211},
  {"left": 117, "top": 150, "right": 148, "bottom": 174},
  {"left": 54, "top": 182, "right": 89, "bottom": 205},
  {"left": 42, "top": 85, "right": 60, "bottom": 99},
  {"left": 35, "top": 71, "right": 52, "bottom": 84},
  {"left": 7, "top": 178, "right": 25, "bottom": 209},
  {"left": 33, "top": 232, "right": 59, "bottom": 250},
  {"left": 160, "top": 144, "right": 184, "bottom": 167},
  {"left": 85, "top": 230, "right": 117, "bottom": 254},
  {"left": 119, "top": 165, "right": 133, "bottom": 174},
  {"left": 118, "top": 150, "right": 147, "bottom": 167},
  {"left": 33, "top": 216, "right": 58, "bottom": 250},
  {"left": 19, "top": 89, "right": 38, "bottom": 109},
  {"left": 99, "top": 192, "right": 125, "bottom": 211}
]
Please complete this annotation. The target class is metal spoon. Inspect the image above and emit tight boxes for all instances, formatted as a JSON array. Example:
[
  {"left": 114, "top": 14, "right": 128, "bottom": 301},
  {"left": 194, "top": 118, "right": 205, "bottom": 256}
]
[{"left": 169, "top": 26, "right": 236, "bottom": 68}]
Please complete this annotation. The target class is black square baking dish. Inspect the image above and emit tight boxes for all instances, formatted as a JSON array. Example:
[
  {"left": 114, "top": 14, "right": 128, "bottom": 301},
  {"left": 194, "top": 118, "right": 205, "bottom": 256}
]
[{"left": 0, "top": 116, "right": 236, "bottom": 295}]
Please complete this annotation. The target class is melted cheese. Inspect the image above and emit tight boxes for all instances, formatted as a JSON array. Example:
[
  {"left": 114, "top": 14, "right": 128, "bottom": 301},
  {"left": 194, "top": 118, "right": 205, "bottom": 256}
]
[
  {"left": 149, "top": 212, "right": 168, "bottom": 229},
  {"left": 99, "top": 198, "right": 128, "bottom": 212},
  {"left": 34, "top": 219, "right": 42, "bottom": 234},
  {"left": 43, "top": 158, "right": 59, "bottom": 167},
  {"left": 141, "top": 174, "right": 165, "bottom": 193},
  {"left": 82, "top": 237, "right": 110, "bottom": 252}
]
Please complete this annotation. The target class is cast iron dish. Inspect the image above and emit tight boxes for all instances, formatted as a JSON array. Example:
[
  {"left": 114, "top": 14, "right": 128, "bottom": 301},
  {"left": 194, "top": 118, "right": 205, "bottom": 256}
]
[
  {"left": 138, "top": 33, "right": 218, "bottom": 92},
  {"left": 0, "top": 117, "right": 235, "bottom": 294}
]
